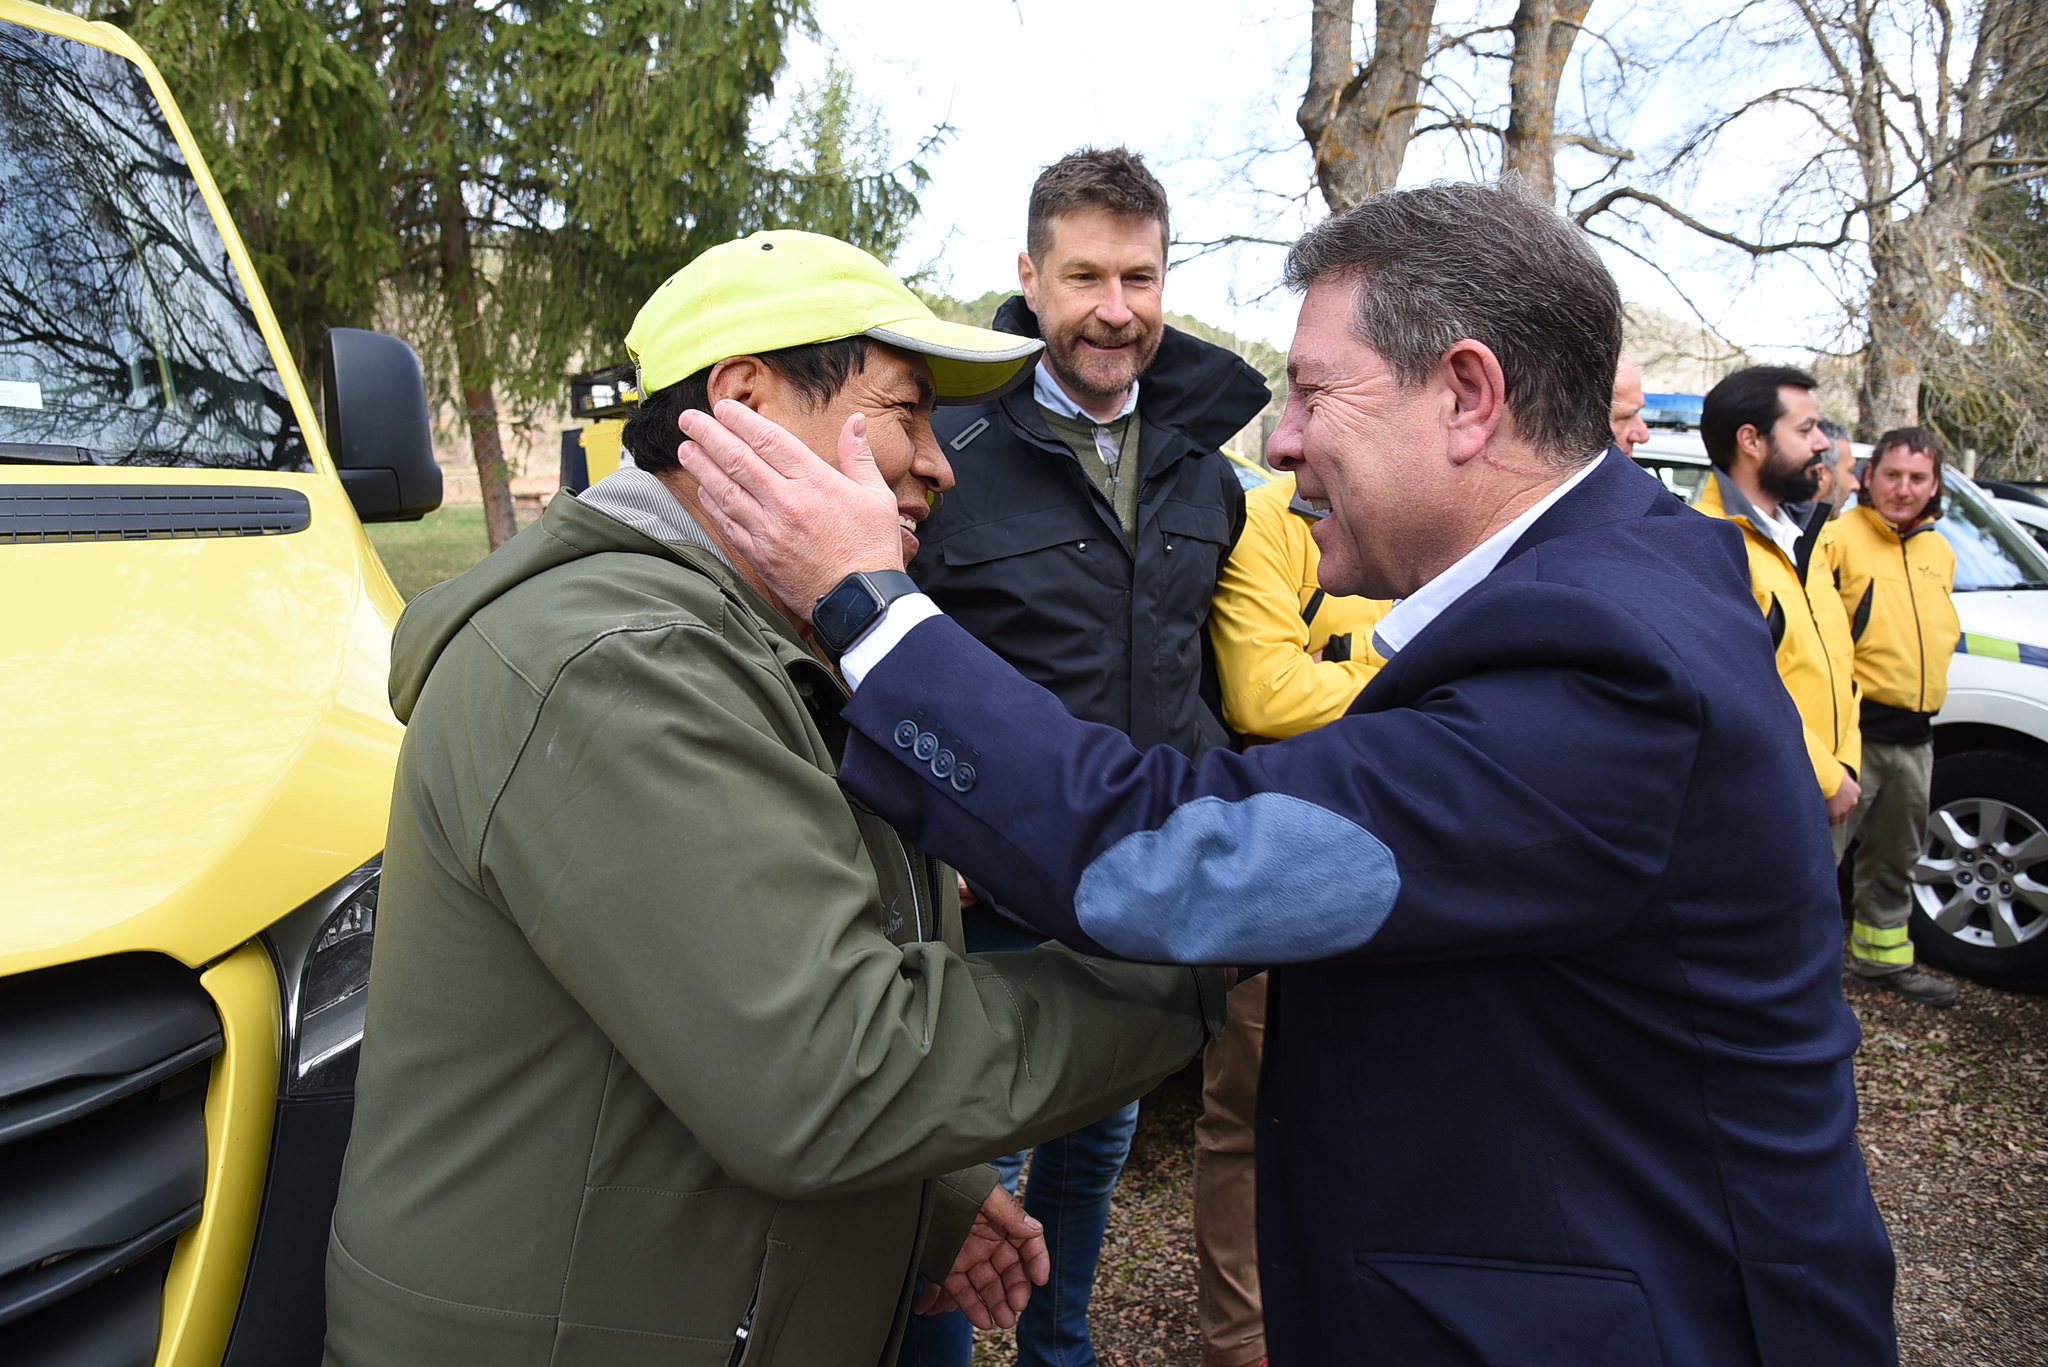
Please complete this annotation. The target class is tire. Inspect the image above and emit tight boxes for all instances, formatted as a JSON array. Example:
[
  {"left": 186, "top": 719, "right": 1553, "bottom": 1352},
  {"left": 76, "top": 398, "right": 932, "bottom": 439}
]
[{"left": 1911, "top": 748, "right": 2048, "bottom": 989}]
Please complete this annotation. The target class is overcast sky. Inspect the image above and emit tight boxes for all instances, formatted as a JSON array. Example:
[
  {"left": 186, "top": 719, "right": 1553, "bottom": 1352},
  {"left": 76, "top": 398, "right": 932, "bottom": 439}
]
[{"left": 786, "top": 0, "right": 1860, "bottom": 364}]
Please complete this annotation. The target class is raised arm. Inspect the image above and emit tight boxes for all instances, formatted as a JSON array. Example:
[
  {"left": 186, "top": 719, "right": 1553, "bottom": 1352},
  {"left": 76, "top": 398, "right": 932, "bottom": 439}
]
[
  {"left": 837, "top": 580, "right": 1702, "bottom": 968},
  {"left": 675, "top": 399, "right": 1703, "bottom": 973}
]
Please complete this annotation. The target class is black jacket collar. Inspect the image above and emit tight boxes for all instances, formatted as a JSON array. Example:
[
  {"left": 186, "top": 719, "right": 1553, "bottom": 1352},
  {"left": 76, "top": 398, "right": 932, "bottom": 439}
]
[{"left": 989, "top": 294, "right": 1271, "bottom": 454}]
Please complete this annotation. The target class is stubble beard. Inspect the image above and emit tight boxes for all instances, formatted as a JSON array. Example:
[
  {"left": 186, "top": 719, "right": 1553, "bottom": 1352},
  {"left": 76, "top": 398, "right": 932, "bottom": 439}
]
[
  {"left": 1881, "top": 489, "right": 1931, "bottom": 525},
  {"left": 1043, "top": 320, "right": 1163, "bottom": 406}
]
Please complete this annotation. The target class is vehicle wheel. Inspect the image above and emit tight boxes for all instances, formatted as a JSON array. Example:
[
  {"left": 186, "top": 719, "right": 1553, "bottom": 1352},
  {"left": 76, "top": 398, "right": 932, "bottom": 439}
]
[{"left": 1912, "top": 749, "right": 2048, "bottom": 988}]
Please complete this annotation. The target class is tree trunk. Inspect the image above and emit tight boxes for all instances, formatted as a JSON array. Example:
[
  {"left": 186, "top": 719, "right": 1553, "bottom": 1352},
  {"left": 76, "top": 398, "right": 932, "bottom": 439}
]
[
  {"left": 1502, "top": 0, "right": 1593, "bottom": 202},
  {"left": 1857, "top": 191, "right": 1976, "bottom": 440},
  {"left": 1298, "top": 0, "right": 1436, "bottom": 212},
  {"left": 1842, "top": 0, "right": 1994, "bottom": 443},
  {"left": 1858, "top": 228, "right": 1928, "bottom": 437},
  {"left": 435, "top": 173, "right": 517, "bottom": 549}
]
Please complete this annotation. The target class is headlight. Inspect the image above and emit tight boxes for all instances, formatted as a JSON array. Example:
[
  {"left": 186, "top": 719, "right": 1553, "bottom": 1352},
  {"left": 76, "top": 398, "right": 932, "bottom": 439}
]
[{"left": 263, "top": 859, "right": 378, "bottom": 1099}]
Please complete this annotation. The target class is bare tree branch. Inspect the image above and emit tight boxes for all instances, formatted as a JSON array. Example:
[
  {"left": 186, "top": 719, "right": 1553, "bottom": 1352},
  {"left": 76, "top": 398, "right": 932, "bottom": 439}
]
[
  {"left": 1575, "top": 186, "right": 1858, "bottom": 254},
  {"left": 1559, "top": 131, "right": 1633, "bottom": 161},
  {"left": 1170, "top": 233, "right": 1301, "bottom": 269}
]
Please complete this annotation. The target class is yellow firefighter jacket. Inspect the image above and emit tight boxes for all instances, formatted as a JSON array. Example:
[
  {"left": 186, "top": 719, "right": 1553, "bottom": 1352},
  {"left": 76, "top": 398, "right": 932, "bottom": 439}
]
[
  {"left": 1209, "top": 474, "right": 1393, "bottom": 741},
  {"left": 1699, "top": 472, "right": 1862, "bottom": 796},
  {"left": 1824, "top": 502, "right": 1959, "bottom": 739}
]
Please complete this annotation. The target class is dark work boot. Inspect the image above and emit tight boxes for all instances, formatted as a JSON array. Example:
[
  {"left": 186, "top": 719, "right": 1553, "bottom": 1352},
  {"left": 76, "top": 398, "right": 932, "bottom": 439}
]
[{"left": 1849, "top": 965, "right": 1959, "bottom": 1008}]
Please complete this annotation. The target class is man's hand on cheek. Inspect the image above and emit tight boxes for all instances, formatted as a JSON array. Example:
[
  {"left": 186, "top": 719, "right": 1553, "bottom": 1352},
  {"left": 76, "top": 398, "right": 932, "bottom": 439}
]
[{"left": 676, "top": 400, "right": 905, "bottom": 619}]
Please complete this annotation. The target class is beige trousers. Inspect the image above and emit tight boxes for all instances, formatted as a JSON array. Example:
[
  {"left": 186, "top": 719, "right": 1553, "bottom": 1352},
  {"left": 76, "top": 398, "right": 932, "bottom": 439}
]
[{"left": 1193, "top": 975, "right": 1267, "bottom": 1367}]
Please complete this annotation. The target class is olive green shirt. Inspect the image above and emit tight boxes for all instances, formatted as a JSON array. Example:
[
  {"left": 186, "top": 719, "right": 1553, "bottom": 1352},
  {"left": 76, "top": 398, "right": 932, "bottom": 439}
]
[{"left": 1042, "top": 408, "right": 1142, "bottom": 541}]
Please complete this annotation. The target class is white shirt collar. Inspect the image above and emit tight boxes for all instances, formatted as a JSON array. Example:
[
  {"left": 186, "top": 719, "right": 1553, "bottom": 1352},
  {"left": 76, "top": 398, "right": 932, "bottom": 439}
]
[
  {"left": 1032, "top": 359, "right": 1138, "bottom": 424},
  {"left": 1708, "top": 468, "right": 1806, "bottom": 563},
  {"left": 1370, "top": 454, "right": 1605, "bottom": 659},
  {"left": 1754, "top": 502, "right": 1805, "bottom": 560}
]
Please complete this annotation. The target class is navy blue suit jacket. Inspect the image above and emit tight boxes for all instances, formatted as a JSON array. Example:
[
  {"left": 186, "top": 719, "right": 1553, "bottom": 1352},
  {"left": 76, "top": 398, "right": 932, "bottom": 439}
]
[{"left": 839, "top": 452, "right": 1895, "bottom": 1366}]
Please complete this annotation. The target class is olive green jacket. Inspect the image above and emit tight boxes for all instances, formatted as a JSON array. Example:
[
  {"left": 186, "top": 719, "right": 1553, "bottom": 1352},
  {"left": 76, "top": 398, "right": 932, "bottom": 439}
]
[{"left": 324, "top": 490, "right": 1225, "bottom": 1367}]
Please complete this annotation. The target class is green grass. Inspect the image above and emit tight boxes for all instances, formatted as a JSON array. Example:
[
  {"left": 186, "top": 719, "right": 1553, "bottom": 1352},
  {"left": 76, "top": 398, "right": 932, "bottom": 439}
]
[{"left": 365, "top": 505, "right": 520, "bottom": 601}]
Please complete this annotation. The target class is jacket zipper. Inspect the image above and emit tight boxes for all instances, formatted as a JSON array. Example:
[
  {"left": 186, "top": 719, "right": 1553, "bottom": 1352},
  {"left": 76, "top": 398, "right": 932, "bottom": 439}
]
[
  {"left": 1733, "top": 498, "right": 1849, "bottom": 762},
  {"left": 727, "top": 1294, "right": 758, "bottom": 1366},
  {"left": 895, "top": 841, "right": 928, "bottom": 944},
  {"left": 1900, "top": 536, "right": 1928, "bottom": 712},
  {"left": 903, "top": 846, "right": 943, "bottom": 1047},
  {"left": 1804, "top": 589, "right": 1842, "bottom": 754},
  {"left": 1787, "top": 544, "right": 1845, "bottom": 755},
  {"left": 926, "top": 855, "right": 946, "bottom": 941}
]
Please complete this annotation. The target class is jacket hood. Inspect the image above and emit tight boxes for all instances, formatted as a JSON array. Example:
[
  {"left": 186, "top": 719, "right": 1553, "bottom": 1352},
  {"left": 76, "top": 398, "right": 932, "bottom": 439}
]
[
  {"left": 990, "top": 294, "right": 1273, "bottom": 450},
  {"left": 389, "top": 492, "right": 696, "bottom": 722},
  {"left": 1703, "top": 467, "right": 1767, "bottom": 533},
  {"left": 1703, "top": 467, "right": 1838, "bottom": 578},
  {"left": 1703, "top": 468, "right": 1797, "bottom": 547}
]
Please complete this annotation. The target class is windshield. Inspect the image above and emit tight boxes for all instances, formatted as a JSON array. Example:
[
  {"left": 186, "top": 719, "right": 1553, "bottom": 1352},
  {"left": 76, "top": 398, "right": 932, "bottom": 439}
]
[
  {"left": 1932, "top": 474, "right": 2048, "bottom": 592},
  {"left": 0, "top": 21, "right": 307, "bottom": 471},
  {"left": 1635, "top": 456, "right": 1712, "bottom": 504}
]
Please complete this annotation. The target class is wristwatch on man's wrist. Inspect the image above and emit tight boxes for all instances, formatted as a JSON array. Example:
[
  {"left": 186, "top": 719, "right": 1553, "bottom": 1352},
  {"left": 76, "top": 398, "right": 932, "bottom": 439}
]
[{"left": 812, "top": 569, "right": 921, "bottom": 660}]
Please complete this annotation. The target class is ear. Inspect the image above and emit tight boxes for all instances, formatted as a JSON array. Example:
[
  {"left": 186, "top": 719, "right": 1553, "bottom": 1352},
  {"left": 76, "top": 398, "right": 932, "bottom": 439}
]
[
  {"left": 1439, "top": 340, "right": 1508, "bottom": 466},
  {"left": 1733, "top": 422, "right": 1769, "bottom": 468},
  {"left": 1017, "top": 250, "right": 1040, "bottom": 311},
  {"left": 706, "top": 356, "right": 767, "bottom": 410}
]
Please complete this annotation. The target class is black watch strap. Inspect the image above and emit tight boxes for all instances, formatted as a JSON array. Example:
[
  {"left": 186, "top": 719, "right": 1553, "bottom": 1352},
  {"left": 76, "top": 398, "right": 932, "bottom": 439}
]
[{"left": 812, "top": 569, "right": 921, "bottom": 660}]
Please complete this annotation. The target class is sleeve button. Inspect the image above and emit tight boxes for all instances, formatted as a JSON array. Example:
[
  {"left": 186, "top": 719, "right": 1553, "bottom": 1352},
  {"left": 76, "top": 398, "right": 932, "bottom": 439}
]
[
  {"left": 895, "top": 720, "right": 919, "bottom": 749},
  {"left": 931, "top": 748, "right": 956, "bottom": 778},
  {"left": 914, "top": 731, "right": 939, "bottom": 761},
  {"left": 950, "top": 763, "right": 977, "bottom": 793}
]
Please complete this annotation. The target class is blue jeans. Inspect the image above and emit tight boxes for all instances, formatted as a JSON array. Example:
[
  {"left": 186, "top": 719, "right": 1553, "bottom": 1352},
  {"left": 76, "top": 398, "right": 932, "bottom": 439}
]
[{"left": 896, "top": 910, "right": 1141, "bottom": 1367}]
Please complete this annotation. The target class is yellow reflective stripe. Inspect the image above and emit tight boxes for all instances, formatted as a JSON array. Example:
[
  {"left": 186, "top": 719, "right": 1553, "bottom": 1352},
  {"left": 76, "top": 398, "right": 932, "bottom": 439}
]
[{"left": 1851, "top": 921, "right": 1914, "bottom": 964}]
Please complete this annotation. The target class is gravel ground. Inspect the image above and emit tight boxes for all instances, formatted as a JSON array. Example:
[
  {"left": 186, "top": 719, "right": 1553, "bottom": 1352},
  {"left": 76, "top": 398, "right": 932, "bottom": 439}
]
[
  {"left": 1850, "top": 977, "right": 2048, "bottom": 1365},
  {"left": 969, "top": 979, "right": 2048, "bottom": 1367}
]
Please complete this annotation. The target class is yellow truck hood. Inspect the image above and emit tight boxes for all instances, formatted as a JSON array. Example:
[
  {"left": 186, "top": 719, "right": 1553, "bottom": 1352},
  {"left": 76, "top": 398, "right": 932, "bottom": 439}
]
[{"left": 1, "top": 470, "right": 405, "bottom": 974}]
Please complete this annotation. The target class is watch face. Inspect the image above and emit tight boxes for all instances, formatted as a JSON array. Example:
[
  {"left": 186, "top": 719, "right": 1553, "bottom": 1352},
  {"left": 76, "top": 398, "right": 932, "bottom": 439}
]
[
  {"left": 815, "top": 569, "right": 918, "bottom": 656},
  {"left": 816, "top": 575, "right": 881, "bottom": 654}
]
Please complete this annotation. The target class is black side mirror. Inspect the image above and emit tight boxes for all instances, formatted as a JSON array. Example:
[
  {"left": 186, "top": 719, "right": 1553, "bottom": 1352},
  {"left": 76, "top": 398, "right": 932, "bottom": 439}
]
[{"left": 322, "top": 328, "right": 442, "bottom": 522}]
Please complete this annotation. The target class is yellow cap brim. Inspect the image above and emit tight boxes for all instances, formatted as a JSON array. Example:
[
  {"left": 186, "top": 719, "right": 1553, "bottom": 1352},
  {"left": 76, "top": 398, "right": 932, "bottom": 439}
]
[{"left": 864, "top": 316, "right": 1042, "bottom": 405}]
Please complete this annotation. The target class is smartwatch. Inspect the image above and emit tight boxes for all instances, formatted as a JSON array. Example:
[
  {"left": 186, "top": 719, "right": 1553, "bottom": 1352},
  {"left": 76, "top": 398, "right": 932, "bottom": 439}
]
[{"left": 812, "top": 569, "right": 921, "bottom": 660}]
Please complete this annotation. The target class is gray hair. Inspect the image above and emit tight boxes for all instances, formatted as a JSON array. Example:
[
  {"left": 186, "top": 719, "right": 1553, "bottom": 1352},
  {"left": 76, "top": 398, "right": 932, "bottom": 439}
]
[
  {"left": 1283, "top": 181, "right": 1621, "bottom": 467},
  {"left": 1818, "top": 417, "right": 1850, "bottom": 443}
]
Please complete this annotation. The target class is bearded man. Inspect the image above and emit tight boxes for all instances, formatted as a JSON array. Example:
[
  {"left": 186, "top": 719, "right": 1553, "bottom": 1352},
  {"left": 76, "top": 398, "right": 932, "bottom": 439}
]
[
  {"left": 1699, "top": 365, "right": 1863, "bottom": 823},
  {"left": 897, "top": 146, "right": 1270, "bottom": 1367}
]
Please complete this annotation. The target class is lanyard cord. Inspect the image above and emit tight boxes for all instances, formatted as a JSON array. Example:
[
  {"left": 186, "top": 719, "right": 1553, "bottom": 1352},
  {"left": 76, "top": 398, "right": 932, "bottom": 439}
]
[{"left": 1093, "top": 414, "right": 1133, "bottom": 502}]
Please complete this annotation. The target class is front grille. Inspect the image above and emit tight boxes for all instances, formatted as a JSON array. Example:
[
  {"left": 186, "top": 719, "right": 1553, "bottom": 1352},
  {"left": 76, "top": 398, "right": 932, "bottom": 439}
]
[
  {"left": 0, "top": 485, "right": 312, "bottom": 542},
  {"left": 0, "top": 954, "right": 222, "bottom": 1365}
]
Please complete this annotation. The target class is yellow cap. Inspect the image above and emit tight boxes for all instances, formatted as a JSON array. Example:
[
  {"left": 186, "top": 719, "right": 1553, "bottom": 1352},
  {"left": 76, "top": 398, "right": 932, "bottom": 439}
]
[{"left": 625, "top": 230, "right": 1042, "bottom": 404}]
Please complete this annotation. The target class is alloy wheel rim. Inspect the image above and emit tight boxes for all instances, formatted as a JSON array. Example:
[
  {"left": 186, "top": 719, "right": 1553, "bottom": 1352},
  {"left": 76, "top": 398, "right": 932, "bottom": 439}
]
[{"left": 1913, "top": 797, "right": 2048, "bottom": 950}]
